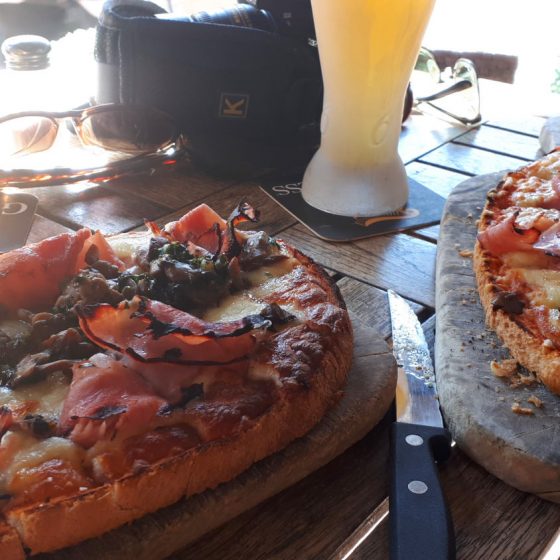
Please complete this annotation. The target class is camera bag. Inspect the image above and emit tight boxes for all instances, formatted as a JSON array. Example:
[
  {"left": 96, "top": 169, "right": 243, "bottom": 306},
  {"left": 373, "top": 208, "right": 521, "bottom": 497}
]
[{"left": 95, "top": 0, "right": 323, "bottom": 175}]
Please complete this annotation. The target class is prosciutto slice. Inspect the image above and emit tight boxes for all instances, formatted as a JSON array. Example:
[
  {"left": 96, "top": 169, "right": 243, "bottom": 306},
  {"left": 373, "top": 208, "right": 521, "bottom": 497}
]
[
  {"left": 477, "top": 214, "right": 540, "bottom": 255},
  {"left": 166, "top": 204, "right": 227, "bottom": 253},
  {"left": 0, "top": 228, "right": 91, "bottom": 312},
  {"left": 164, "top": 202, "right": 257, "bottom": 257},
  {"left": 77, "top": 296, "right": 270, "bottom": 365},
  {"left": 533, "top": 222, "right": 560, "bottom": 256},
  {"left": 74, "top": 230, "right": 125, "bottom": 272},
  {"left": 59, "top": 353, "right": 166, "bottom": 448}
]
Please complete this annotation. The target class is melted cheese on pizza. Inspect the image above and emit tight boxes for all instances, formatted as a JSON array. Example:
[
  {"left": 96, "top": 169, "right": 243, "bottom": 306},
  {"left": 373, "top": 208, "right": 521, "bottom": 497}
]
[
  {"left": 203, "top": 257, "right": 304, "bottom": 324},
  {"left": 0, "top": 372, "right": 69, "bottom": 418},
  {"left": 504, "top": 151, "right": 560, "bottom": 207},
  {"left": 515, "top": 269, "right": 560, "bottom": 308},
  {"left": 0, "top": 236, "right": 305, "bottom": 502}
]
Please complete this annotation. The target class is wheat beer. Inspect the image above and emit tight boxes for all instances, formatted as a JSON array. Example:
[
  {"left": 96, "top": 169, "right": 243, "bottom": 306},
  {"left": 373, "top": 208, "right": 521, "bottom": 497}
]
[{"left": 302, "top": 0, "right": 436, "bottom": 217}]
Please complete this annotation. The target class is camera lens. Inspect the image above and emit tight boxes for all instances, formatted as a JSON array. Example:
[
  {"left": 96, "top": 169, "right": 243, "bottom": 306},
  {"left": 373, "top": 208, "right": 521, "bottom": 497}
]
[{"left": 188, "top": 4, "right": 276, "bottom": 32}]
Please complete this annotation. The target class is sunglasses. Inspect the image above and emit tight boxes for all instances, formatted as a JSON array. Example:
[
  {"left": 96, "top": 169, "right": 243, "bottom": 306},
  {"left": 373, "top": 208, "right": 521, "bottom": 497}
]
[
  {"left": 411, "top": 47, "right": 481, "bottom": 126},
  {"left": 0, "top": 103, "right": 180, "bottom": 158}
]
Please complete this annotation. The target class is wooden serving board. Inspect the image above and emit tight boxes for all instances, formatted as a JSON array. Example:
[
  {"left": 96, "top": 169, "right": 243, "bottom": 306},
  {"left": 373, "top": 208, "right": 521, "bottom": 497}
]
[
  {"left": 436, "top": 172, "right": 560, "bottom": 503},
  {"left": 38, "top": 317, "right": 396, "bottom": 560}
]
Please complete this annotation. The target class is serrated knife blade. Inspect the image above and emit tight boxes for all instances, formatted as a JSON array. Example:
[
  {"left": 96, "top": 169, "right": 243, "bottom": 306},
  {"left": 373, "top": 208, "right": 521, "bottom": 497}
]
[{"left": 387, "top": 289, "right": 455, "bottom": 560}]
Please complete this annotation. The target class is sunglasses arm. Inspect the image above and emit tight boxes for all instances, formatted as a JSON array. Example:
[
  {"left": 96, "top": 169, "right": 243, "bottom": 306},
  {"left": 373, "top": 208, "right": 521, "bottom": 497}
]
[{"left": 415, "top": 79, "right": 472, "bottom": 103}]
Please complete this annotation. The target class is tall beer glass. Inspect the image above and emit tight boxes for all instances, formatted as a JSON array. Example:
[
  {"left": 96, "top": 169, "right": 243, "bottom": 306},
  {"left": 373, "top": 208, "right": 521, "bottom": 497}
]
[{"left": 302, "top": 0, "right": 436, "bottom": 217}]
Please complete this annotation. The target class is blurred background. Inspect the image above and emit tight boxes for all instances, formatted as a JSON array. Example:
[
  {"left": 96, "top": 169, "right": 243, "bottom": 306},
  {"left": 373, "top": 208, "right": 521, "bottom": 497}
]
[{"left": 0, "top": 0, "right": 559, "bottom": 112}]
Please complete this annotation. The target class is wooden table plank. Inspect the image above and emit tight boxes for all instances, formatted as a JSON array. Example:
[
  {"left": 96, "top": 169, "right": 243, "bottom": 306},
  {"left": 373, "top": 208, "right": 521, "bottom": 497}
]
[
  {"left": 419, "top": 143, "right": 529, "bottom": 176},
  {"left": 454, "top": 126, "right": 541, "bottom": 161},
  {"left": 24, "top": 183, "right": 171, "bottom": 234},
  {"left": 173, "top": 414, "right": 394, "bottom": 560},
  {"left": 485, "top": 116, "right": 546, "bottom": 138},
  {"left": 348, "top": 448, "right": 560, "bottom": 560},
  {"left": 399, "top": 113, "right": 472, "bottom": 164},
  {"left": 406, "top": 161, "right": 471, "bottom": 199},
  {"left": 151, "top": 182, "right": 296, "bottom": 236},
  {"left": 337, "top": 277, "right": 425, "bottom": 339},
  {"left": 411, "top": 225, "right": 440, "bottom": 243},
  {"left": 105, "top": 162, "right": 235, "bottom": 209},
  {"left": 26, "top": 213, "right": 74, "bottom": 243},
  {"left": 280, "top": 225, "right": 437, "bottom": 308}
]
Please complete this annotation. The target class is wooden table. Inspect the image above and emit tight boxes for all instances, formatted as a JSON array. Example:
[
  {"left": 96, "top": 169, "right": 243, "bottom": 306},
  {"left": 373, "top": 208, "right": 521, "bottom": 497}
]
[{"left": 12, "top": 90, "right": 560, "bottom": 560}]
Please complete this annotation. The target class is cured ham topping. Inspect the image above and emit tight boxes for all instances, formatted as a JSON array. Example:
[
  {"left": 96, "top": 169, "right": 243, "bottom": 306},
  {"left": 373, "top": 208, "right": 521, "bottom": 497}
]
[
  {"left": 478, "top": 213, "right": 540, "bottom": 255},
  {"left": 0, "top": 228, "right": 91, "bottom": 312},
  {"left": 165, "top": 201, "right": 256, "bottom": 258},
  {"left": 166, "top": 203, "right": 227, "bottom": 253},
  {"left": 76, "top": 296, "right": 271, "bottom": 365},
  {"left": 533, "top": 222, "right": 560, "bottom": 256},
  {"left": 59, "top": 354, "right": 166, "bottom": 448},
  {"left": 74, "top": 231, "right": 125, "bottom": 275}
]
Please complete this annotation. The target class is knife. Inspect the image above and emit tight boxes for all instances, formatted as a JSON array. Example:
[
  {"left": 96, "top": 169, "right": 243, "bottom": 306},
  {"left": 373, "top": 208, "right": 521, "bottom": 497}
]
[{"left": 387, "top": 289, "right": 455, "bottom": 560}]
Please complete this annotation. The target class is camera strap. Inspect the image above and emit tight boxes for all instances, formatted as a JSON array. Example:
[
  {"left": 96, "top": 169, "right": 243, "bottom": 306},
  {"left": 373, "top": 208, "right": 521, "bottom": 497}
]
[{"left": 95, "top": 0, "right": 323, "bottom": 175}]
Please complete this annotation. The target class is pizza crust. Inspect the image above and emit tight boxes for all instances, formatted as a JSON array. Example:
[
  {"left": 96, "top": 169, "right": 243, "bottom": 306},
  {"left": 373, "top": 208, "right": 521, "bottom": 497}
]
[
  {"left": 474, "top": 241, "right": 560, "bottom": 395},
  {"left": 474, "top": 160, "right": 560, "bottom": 396},
  {"left": 0, "top": 236, "right": 352, "bottom": 557}
]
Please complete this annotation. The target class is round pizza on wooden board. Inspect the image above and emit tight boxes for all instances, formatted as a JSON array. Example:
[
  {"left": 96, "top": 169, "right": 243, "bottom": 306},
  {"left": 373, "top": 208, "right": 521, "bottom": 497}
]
[
  {"left": 436, "top": 154, "right": 560, "bottom": 502},
  {"left": 0, "top": 201, "right": 392, "bottom": 558}
]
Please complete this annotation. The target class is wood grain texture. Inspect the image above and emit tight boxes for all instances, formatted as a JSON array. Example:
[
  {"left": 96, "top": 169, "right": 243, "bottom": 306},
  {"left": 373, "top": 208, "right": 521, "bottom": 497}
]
[
  {"left": 419, "top": 142, "right": 528, "bottom": 176},
  {"left": 280, "top": 225, "right": 437, "bottom": 308},
  {"left": 175, "top": 415, "right": 394, "bottom": 560},
  {"left": 27, "top": 214, "right": 74, "bottom": 243},
  {"left": 486, "top": 116, "right": 546, "bottom": 137},
  {"left": 411, "top": 224, "right": 440, "bottom": 243},
  {"left": 399, "top": 113, "right": 471, "bottom": 164},
  {"left": 345, "top": 448, "right": 560, "bottom": 560},
  {"left": 436, "top": 172, "right": 560, "bottom": 499},
  {"left": 105, "top": 162, "right": 235, "bottom": 209},
  {"left": 37, "top": 318, "right": 396, "bottom": 560},
  {"left": 454, "top": 126, "right": 542, "bottom": 161},
  {"left": 337, "top": 277, "right": 425, "bottom": 339},
  {"left": 406, "top": 161, "right": 470, "bottom": 199},
  {"left": 24, "top": 184, "right": 171, "bottom": 234}
]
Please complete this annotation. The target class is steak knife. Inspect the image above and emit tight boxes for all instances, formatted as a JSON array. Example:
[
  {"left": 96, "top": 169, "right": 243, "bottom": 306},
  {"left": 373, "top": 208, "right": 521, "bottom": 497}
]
[{"left": 387, "top": 289, "right": 455, "bottom": 560}]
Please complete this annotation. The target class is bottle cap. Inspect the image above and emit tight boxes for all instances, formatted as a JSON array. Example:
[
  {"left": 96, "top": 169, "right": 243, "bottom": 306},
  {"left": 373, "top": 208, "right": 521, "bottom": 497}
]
[{"left": 1, "top": 35, "right": 51, "bottom": 70}]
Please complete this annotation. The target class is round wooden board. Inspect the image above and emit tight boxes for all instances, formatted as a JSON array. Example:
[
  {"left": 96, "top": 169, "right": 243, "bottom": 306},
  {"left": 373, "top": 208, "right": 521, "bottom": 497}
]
[
  {"left": 436, "top": 172, "right": 560, "bottom": 502},
  {"left": 37, "top": 317, "right": 395, "bottom": 560}
]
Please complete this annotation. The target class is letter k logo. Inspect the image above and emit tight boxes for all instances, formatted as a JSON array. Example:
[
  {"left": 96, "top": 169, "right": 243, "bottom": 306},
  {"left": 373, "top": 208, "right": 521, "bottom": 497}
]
[{"left": 219, "top": 93, "right": 250, "bottom": 118}]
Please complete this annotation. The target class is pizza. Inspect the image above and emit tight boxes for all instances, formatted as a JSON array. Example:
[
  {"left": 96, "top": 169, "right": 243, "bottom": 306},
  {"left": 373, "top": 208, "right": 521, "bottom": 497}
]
[
  {"left": 474, "top": 148, "right": 560, "bottom": 395},
  {"left": 0, "top": 202, "right": 353, "bottom": 558}
]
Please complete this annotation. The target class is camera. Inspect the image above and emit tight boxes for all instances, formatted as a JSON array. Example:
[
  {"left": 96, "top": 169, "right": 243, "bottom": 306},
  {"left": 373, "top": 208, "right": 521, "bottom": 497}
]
[
  {"left": 162, "top": 0, "right": 316, "bottom": 43},
  {"left": 95, "top": 0, "right": 322, "bottom": 176}
]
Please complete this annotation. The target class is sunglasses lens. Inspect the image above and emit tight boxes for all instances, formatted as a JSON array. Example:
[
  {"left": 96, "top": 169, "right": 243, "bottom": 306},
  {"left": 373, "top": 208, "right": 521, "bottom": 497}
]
[
  {"left": 449, "top": 58, "right": 481, "bottom": 123},
  {"left": 434, "top": 59, "right": 480, "bottom": 124},
  {"left": 0, "top": 116, "right": 57, "bottom": 157},
  {"left": 80, "top": 106, "right": 176, "bottom": 154},
  {"left": 412, "top": 47, "right": 441, "bottom": 95}
]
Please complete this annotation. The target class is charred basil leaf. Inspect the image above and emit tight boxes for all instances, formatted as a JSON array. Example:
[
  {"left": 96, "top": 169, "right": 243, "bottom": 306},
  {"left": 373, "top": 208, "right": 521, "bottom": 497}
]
[
  {"left": 159, "top": 383, "right": 204, "bottom": 414},
  {"left": 492, "top": 291, "right": 525, "bottom": 315},
  {"left": 21, "top": 414, "right": 56, "bottom": 438}
]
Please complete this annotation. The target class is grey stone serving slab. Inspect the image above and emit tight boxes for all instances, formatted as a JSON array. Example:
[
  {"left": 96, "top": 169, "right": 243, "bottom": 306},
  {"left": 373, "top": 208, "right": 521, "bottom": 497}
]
[{"left": 436, "top": 172, "right": 560, "bottom": 503}]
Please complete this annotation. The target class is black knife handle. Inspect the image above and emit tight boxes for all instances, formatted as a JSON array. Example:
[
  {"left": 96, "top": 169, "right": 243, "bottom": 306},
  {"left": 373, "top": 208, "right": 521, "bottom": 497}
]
[{"left": 390, "top": 422, "right": 455, "bottom": 560}]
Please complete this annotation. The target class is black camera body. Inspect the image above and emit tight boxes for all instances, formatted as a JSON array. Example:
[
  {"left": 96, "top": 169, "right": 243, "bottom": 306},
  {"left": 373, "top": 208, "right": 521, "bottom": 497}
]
[
  {"left": 182, "top": 0, "right": 316, "bottom": 42},
  {"left": 95, "top": 0, "right": 322, "bottom": 176}
]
